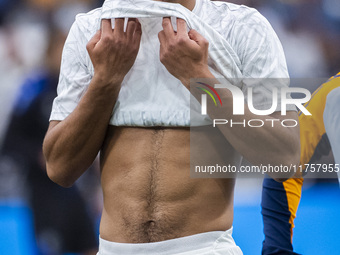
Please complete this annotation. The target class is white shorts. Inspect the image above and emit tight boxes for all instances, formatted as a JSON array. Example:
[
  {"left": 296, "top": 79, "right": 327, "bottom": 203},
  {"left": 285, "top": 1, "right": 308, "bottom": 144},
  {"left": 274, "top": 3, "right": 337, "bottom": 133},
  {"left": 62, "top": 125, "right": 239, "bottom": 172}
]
[{"left": 97, "top": 228, "right": 243, "bottom": 255}]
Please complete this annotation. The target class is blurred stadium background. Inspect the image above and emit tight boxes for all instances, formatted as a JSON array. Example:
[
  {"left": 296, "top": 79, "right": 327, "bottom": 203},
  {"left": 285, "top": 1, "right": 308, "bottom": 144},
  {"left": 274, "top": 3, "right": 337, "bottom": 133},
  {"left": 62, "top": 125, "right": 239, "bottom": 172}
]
[{"left": 0, "top": 0, "right": 339, "bottom": 254}]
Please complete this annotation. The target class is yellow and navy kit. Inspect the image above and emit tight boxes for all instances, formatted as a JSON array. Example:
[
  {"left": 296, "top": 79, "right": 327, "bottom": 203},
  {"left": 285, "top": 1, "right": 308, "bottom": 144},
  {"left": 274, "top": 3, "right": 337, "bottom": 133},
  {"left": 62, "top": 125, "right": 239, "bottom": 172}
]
[{"left": 261, "top": 73, "right": 340, "bottom": 255}]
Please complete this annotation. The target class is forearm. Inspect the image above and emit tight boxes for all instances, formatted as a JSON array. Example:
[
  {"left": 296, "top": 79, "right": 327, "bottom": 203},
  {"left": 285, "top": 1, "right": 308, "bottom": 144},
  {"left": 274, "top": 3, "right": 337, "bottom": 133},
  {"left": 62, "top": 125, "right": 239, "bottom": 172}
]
[
  {"left": 214, "top": 104, "right": 300, "bottom": 176},
  {"left": 189, "top": 73, "right": 300, "bottom": 180},
  {"left": 43, "top": 76, "right": 120, "bottom": 187}
]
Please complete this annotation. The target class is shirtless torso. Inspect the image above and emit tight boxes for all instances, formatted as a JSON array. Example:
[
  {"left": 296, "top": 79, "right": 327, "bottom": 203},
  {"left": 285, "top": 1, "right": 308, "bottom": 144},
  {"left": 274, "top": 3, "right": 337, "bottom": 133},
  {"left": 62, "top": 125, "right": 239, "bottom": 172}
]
[{"left": 99, "top": 126, "right": 235, "bottom": 243}]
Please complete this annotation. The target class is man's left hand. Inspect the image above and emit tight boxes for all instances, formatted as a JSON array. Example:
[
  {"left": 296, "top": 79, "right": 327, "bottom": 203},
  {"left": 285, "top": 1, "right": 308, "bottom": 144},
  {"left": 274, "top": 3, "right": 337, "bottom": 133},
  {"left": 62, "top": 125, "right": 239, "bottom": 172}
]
[{"left": 158, "top": 17, "right": 212, "bottom": 88}]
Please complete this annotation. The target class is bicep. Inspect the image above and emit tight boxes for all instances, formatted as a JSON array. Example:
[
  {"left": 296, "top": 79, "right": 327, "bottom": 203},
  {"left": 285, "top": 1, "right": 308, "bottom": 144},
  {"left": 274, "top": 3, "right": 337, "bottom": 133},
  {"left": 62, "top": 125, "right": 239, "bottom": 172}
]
[
  {"left": 270, "top": 110, "right": 300, "bottom": 140},
  {"left": 270, "top": 110, "right": 299, "bottom": 121},
  {"left": 46, "top": 120, "right": 61, "bottom": 135},
  {"left": 43, "top": 121, "right": 61, "bottom": 150}
]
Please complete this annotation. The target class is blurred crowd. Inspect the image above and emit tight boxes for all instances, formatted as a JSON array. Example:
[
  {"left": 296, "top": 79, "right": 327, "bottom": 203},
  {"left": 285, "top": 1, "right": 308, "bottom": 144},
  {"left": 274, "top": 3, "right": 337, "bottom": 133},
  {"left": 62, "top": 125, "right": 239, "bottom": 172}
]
[{"left": 0, "top": 0, "right": 339, "bottom": 254}]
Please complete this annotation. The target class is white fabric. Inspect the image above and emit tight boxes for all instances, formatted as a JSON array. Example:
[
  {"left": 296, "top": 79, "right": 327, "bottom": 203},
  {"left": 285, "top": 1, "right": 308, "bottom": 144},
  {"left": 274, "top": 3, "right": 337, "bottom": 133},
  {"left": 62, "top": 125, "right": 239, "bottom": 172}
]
[
  {"left": 97, "top": 229, "right": 243, "bottom": 255},
  {"left": 50, "top": 0, "right": 292, "bottom": 127},
  {"left": 323, "top": 86, "right": 340, "bottom": 183}
]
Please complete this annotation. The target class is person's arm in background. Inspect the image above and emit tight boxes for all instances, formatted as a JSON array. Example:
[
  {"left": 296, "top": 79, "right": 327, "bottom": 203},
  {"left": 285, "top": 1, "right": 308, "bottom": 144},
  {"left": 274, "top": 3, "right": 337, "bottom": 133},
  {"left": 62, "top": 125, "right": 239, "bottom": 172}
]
[
  {"left": 43, "top": 18, "right": 142, "bottom": 187},
  {"left": 261, "top": 72, "right": 340, "bottom": 255},
  {"left": 261, "top": 177, "right": 303, "bottom": 255},
  {"left": 324, "top": 75, "right": 340, "bottom": 184}
]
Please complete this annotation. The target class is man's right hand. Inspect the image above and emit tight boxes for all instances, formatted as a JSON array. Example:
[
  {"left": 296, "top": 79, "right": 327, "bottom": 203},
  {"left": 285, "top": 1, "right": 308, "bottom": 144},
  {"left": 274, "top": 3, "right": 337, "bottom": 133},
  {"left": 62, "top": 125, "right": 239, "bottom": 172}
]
[{"left": 86, "top": 18, "right": 142, "bottom": 86}]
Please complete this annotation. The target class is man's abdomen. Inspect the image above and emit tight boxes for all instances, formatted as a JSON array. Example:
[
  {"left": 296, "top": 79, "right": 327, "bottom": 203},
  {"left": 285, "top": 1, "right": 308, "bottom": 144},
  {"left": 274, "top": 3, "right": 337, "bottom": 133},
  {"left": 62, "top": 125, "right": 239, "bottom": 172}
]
[{"left": 99, "top": 126, "right": 235, "bottom": 243}]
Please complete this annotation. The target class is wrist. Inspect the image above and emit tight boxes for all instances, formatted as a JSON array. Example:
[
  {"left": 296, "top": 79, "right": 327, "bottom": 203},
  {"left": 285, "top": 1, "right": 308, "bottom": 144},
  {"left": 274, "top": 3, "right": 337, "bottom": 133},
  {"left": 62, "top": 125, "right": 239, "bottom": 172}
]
[
  {"left": 93, "top": 72, "right": 123, "bottom": 88},
  {"left": 195, "top": 67, "right": 214, "bottom": 79},
  {"left": 180, "top": 66, "right": 214, "bottom": 88}
]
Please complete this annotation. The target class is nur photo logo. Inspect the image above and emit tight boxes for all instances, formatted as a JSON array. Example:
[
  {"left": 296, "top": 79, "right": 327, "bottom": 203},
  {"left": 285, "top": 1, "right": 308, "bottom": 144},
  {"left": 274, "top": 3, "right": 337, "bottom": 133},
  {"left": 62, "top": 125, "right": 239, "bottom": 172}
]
[{"left": 195, "top": 80, "right": 312, "bottom": 128}]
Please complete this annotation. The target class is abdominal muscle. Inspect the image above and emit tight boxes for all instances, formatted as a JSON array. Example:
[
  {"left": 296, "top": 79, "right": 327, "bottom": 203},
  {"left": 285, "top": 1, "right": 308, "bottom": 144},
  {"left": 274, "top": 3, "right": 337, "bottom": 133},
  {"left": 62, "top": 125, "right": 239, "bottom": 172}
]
[{"left": 99, "top": 126, "right": 237, "bottom": 243}]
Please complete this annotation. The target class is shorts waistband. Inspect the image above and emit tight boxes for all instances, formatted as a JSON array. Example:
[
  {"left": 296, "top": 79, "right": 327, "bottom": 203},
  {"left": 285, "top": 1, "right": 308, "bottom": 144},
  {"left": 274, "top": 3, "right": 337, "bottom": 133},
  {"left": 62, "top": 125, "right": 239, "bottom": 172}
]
[{"left": 98, "top": 229, "right": 234, "bottom": 255}]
